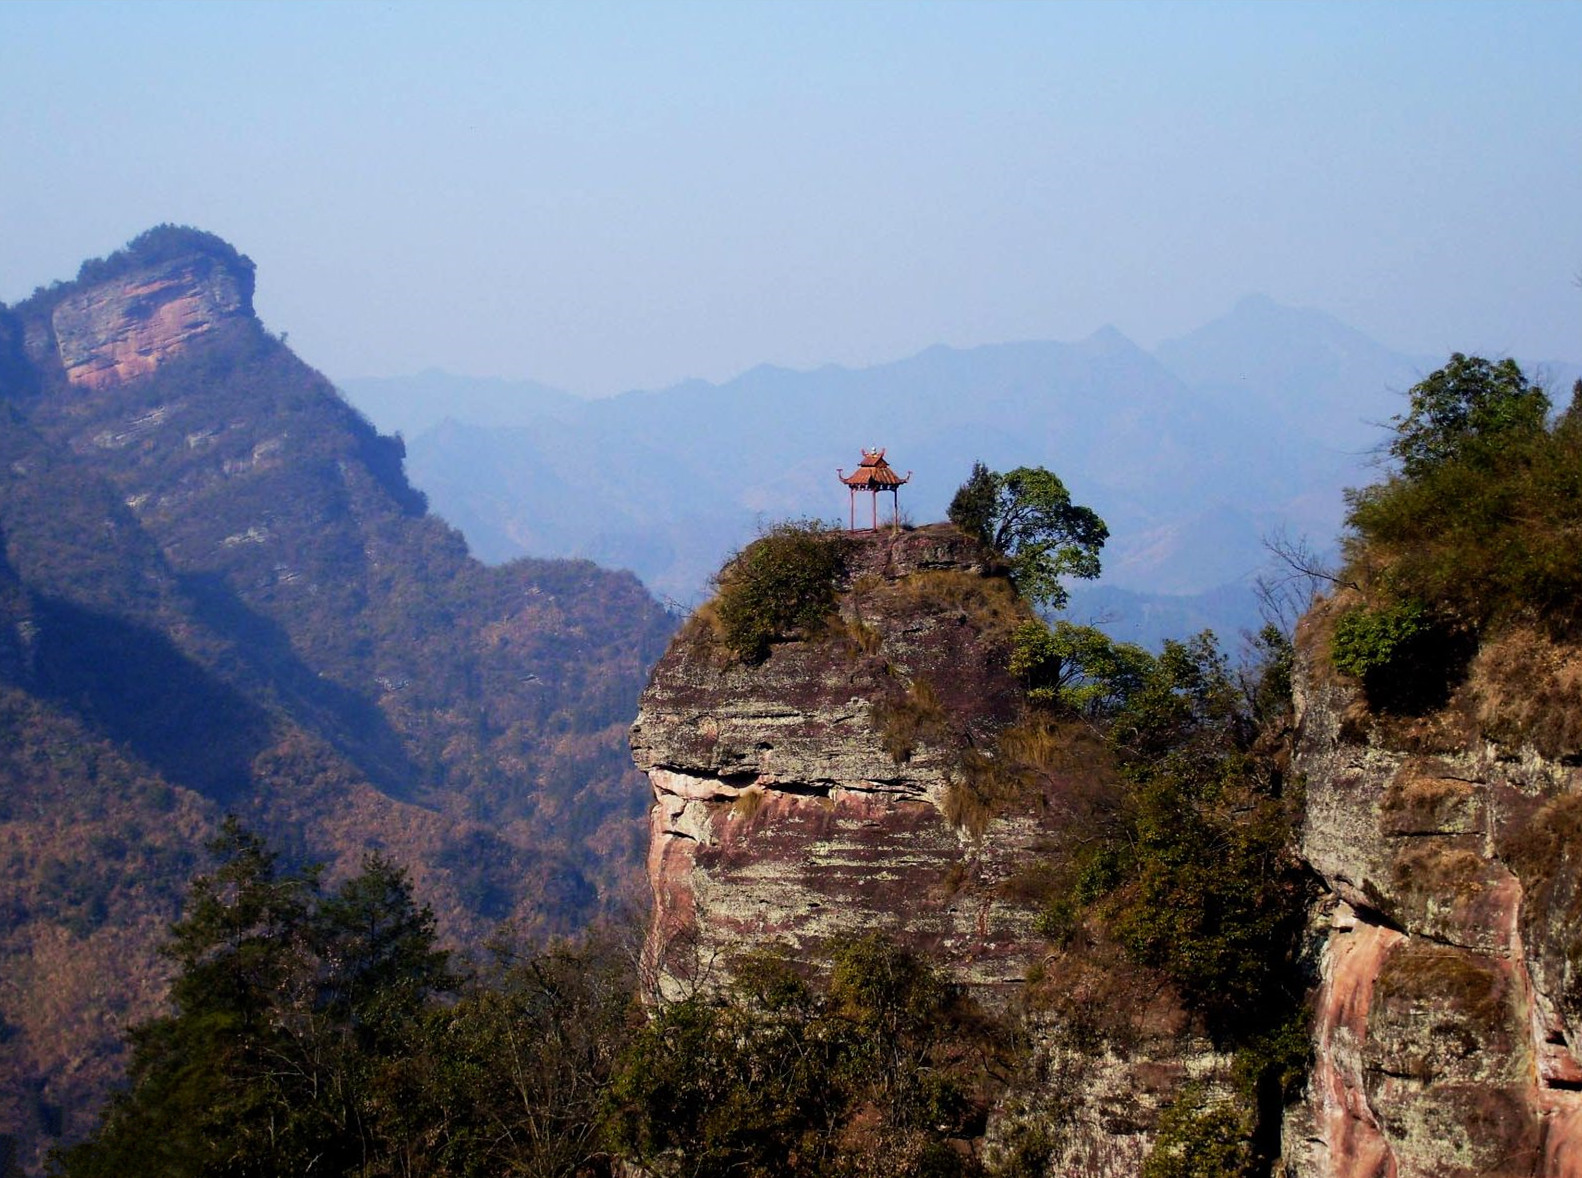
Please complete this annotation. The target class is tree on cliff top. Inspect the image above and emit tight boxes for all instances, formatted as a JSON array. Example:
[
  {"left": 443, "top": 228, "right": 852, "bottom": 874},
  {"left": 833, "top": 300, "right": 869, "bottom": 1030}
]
[
  {"left": 948, "top": 462, "right": 1107, "bottom": 611},
  {"left": 1388, "top": 352, "right": 1549, "bottom": 479},
  {"left": 1336, "top": 355, "right": 1582, "bottom": 709}
]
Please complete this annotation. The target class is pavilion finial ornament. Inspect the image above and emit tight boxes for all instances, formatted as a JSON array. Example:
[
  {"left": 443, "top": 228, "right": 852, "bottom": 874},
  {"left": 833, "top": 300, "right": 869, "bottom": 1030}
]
[{"left": 837, "top": 447, "right": 912, "bottom": 532}]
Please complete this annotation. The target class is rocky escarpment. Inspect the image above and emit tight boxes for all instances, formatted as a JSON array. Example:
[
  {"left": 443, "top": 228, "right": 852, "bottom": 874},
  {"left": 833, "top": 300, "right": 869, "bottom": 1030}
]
[
  {"left": 630, "top": 524, "right": 1040, "bottom": 998},
  {"left": 1285, "top": 602, "right": 1582, "bottom": 1178},
  {"left": 23, "top": 228, "right": 255, "bottom": 390},
  {"left": 630, "top": 523, "right": 1239, "bottom": 1175}
]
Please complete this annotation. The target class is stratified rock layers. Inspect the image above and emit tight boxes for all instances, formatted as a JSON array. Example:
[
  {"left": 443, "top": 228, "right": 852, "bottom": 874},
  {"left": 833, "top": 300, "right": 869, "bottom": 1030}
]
[
  {"left": 44, "top": 251, "right": 253, "bottom": 389},
  {"left": 630, "top": 524, "right": 1236, "bottom": 1175},
  {"left": 1285, "top": 606, "right": 1582, "bottom": 1178},
  {"left": 630, "top": 524, "right": 1039, "bottom": 998}
]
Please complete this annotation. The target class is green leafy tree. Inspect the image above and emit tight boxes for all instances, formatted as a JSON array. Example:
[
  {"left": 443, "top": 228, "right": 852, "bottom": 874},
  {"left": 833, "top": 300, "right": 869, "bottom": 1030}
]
[
  {"left": 947, "top": 463, "right": 1107, "bottom": 610},
  {"left": 1009, "top": 619, "right": 1151, "bottom": 715},
  {"left": 1334, "top": 354, "right": 1574, "bottom": 703},
  {"left": 1389, "top": 352, "right": 1549, "bottom": 478},
  {"left": 946, "top": 461, "right": 998, "bottom": 546},
  {"left": 55, "top": 821, "right": 453, "bottom": 1178},
  {"left": 1141, "top": 1089, "right": 1255, "bottom": 1178},
  {"left": 1077, "top": 634, "right": 1310, "bottom": 1030},
  {"left": 378, "top": 933, "right": 639, "bottom": 1178},
  {"left": 606, "top": 937, "right": 989, "bottom": 1178}
]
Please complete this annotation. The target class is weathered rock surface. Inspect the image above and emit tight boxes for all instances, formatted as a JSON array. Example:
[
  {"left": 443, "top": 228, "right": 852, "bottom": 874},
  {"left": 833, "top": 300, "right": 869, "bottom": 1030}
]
[
  {"left": 631, "top": 523, "right": 1237, "bottom": 1174},
  {"left": 1285, "top": 602, "right": 1582, "bottom": 1178},
  {"left": 32, "top": 246, "right": 254, "bottom": 390},
  {"left": 631, "top": 524, "right": 1040, "bottom": 998}
]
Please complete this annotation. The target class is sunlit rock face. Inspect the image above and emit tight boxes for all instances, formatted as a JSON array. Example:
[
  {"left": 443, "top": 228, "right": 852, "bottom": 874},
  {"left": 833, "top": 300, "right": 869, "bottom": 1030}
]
[
  {"left": 629, "top": 523, "right": 1242, "bottom": 1174},
  {"left": 630, "top": 523, "right": 1045, "bottom": 1001},
  {"left": 1285, "top": 603, "right": 1582, "bottom": 1178},
  {"left": 46, "top": 251, "right": 253, "bottom": 389}
]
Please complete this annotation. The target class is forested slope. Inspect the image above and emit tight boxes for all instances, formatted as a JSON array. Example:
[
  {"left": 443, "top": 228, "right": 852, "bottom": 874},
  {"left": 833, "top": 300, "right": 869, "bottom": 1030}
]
[{"left": 0, "top": 227, "right": 674, "bottom": 1169}]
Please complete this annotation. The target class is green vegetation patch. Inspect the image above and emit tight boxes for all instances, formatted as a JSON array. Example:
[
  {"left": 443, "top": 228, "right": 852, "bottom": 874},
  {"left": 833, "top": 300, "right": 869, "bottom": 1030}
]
[
  {"left": 608, "top": 935, "right": 999, "bottom": 1178},
  {"left": 1336, "top": 354, "right": 1582, "bottom": 708},
  {"left": 1140, "top": 1087, "right": 1255, "bottom": 1178},
  {"left": 713, "top": 520, "right": 855, "bottom": 662}
]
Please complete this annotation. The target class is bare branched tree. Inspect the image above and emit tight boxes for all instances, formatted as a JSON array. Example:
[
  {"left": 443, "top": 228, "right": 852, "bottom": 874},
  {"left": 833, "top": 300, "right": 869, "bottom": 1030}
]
[{"left": 1256, "top": 528, "right": 1355, "bottom": 634}]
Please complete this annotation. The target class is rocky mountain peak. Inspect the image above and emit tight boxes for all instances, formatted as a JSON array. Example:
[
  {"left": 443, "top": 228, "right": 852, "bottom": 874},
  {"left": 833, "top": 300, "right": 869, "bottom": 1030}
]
[
  {"left": 631, "top": 522, "right": 1049, "bottom": 1000},
  {"left": 18, "top": 225, "right": 257, "bottom": 390}
]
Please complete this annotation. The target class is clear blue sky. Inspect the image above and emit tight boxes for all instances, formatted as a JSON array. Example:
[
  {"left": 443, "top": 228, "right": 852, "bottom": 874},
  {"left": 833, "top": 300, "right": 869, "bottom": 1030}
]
[{"left": 2, "top": 1, "right": 1578, "bottom": 395}]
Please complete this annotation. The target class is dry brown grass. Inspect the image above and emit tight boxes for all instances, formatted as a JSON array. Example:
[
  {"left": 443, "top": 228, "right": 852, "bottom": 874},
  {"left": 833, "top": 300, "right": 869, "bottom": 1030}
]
[
  {"left": 942, "top": 751, "right": 1005, "bottom": 839},
  {"left": 944, "top": 715, "right": 1118, "bottom": 840},
  {"left": 1467, "top": 627, "right": 1582, "bottom": 759},
  {"left": 1391, "top": 843, "right": 1486, "bottom": 898},
  {"left": 730, "top": 787, "right": 766, "bottom": 820},
  {"left": 1498, "top": 793, "right": 1582, "bottom": 898},
  {"left": 870, "top": 677, "right": 948, "bottom": 765},
  {"left": 886, "top": 568, "right": 1029, "bottom": 642},
  {"left": 1382, "top": 770, "right": 1474, "bottom": 815},
  {"left": 1374, "top": 943, "right": 1508, "bottom": 1041},
  {"left": 1000, "top": 859, "right": 1066, "bottom": 906},
  {"left": 830, "top": 614, "right": 885, "bottom": 659}
]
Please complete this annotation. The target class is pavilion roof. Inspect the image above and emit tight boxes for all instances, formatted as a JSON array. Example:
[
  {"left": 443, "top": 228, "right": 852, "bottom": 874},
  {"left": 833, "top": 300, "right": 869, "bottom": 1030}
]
[{"left": 840, "top": 448, "right": 910, "bottom": 489}]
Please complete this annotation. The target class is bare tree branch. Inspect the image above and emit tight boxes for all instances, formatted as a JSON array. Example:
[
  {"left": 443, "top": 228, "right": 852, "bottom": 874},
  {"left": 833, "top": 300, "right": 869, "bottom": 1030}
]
[{"left": 1256, "top": 528, "right": 1355, "bottom": 633}]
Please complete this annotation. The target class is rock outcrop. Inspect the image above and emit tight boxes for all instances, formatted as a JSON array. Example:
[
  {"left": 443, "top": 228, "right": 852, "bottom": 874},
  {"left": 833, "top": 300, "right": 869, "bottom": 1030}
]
[
  {"left": 630, "top": 524, "right": 1040, "bottom": 999},
  {"left": 1285, "top": 601, "right": 1582, "bottom": 1178},
  {"left": 29, "top": 236, "right": 255, "bottom": 390},
  {"left": 630, "top": 523, "right": 1237, "bottom": 1175}
]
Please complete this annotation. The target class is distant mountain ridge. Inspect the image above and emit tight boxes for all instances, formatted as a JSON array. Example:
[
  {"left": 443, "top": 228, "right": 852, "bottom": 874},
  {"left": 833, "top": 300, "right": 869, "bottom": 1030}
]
[
  {"left": 346, "top": 298, "right": 1582, "bottom": 641},
  {"left": 0, "top": 227, "right": 673, "bottom": 1167}
]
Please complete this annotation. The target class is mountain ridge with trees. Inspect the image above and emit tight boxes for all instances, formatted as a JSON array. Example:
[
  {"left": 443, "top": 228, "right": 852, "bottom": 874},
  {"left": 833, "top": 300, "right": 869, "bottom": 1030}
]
[{"left": 0, "top": 227, "right": 674, "bottom": 1170}]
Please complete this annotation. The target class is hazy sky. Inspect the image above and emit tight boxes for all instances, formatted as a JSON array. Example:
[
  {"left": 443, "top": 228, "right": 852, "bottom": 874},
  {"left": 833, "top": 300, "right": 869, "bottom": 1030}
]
[{"left": 2, "top": 1, "right": 1578, "bottom": 395}]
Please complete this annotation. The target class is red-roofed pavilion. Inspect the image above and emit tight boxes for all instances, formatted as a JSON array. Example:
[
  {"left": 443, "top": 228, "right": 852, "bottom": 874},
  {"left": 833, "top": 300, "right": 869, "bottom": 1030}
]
[{"left": 838, "top": 448, "right": 912, "bottom": 532}]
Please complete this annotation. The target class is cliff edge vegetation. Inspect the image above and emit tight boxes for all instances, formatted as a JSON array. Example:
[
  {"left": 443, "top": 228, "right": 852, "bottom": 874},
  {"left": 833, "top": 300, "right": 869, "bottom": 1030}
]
[
  {"left": 1283, "top": 354, "right": 1582, "bottom": 1178},
  {"left": 630, "top": 472, "right": 1313, "bottom": 1177}
]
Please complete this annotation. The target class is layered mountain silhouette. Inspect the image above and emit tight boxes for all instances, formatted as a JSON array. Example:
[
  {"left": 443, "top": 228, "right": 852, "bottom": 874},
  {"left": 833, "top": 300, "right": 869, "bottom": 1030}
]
[{"left": 351, "top": 299, "right": 1576, "bottom": 645}]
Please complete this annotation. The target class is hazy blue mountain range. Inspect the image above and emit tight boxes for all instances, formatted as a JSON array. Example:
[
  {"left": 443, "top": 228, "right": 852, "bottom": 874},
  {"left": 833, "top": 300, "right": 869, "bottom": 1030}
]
[{"left": 340, "top": 297, "right": 1579, "bottom": 645}]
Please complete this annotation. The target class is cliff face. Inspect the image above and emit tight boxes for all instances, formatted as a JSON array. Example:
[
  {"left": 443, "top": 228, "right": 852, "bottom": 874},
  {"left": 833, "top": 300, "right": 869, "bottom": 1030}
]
[
  {"left": 630, "top": 524, "right": 1236, "bottom": 1175},
  {"left": 1285, "top": 601, "right": 1582, "bottom": 1178},
  {"left": 630, "top": 524, "right": 1039, "bottom": 998},
  {"left": 20, "top": 228, "right": 257, "bottom": 392},
  {"left": 44, "top": 252, "right": 253, "bottom": 390}
]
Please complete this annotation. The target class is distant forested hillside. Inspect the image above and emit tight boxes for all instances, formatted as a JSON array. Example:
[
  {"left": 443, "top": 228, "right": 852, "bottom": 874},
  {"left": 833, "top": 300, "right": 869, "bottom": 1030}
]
[{"left": 0, "top": 227, "right": 674, "bottom": 1169}]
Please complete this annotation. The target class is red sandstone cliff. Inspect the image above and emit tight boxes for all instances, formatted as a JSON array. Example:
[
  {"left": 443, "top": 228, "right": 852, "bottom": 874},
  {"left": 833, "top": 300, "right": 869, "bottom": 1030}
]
[
  {"left": 1285, "top": 601, "right": 1582, "bottom": 1178},
  {"left": 630, "top": 524, "right": 1036, "bottom": 998},
  {"left": 629, "top": 524, "right": 1237, "bottom": 1174},
  {"left": 24, "top": 232, "right": 255, "bottom": 390}
]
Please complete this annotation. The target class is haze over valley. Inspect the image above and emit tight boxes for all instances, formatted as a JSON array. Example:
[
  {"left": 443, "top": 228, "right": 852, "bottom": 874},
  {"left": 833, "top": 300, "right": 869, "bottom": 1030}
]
[
  {"left": 3, "top": 3, "right": 1580, "bottom": 1174},
  {"left": 339, "top": 300, "right": 1580, "bottom": 644}
]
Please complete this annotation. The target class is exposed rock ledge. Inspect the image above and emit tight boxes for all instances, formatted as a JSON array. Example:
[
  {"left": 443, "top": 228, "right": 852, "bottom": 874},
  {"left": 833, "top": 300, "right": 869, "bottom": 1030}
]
[
  {"left": 41, "top": 251, "right": 254, "bottom": 390},
  {"left": 628, "top": 522, "right": 1242, "bottom": 1173},
  {"left": 630, "top": 523, "right": 1041, "bottom": 1000},
  {"left": 1285, "top": 602, "right": 1582, "bottom": 1178}
]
